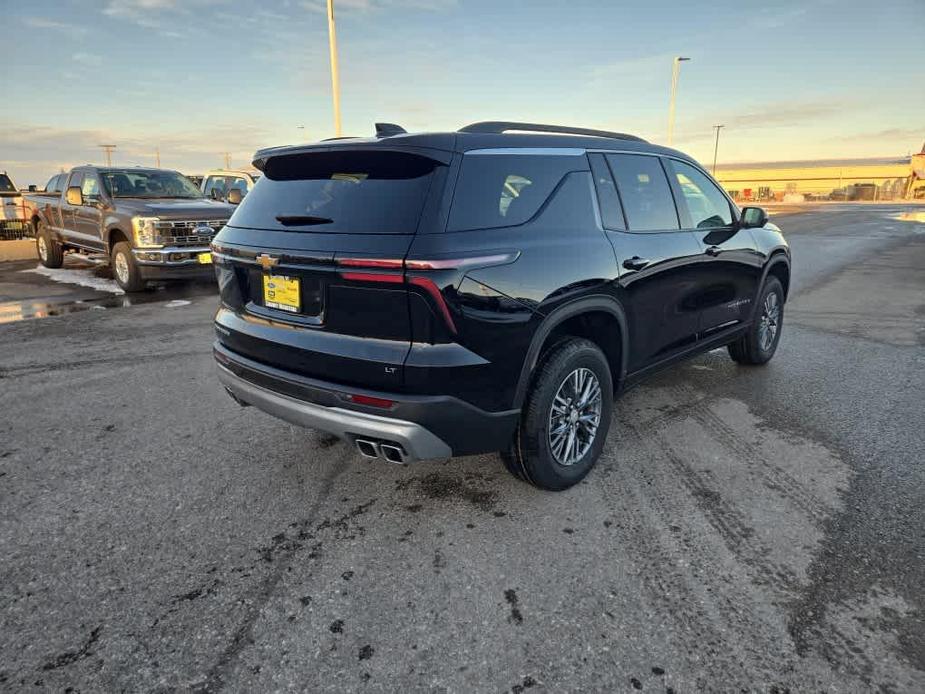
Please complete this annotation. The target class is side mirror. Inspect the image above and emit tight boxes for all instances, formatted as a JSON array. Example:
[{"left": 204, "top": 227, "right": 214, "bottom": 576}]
[
  {"left": 66, "top": 186, "right": 83, "bottom": 206},
  {"left": 28, "top": 184, "right": 37, "bottom": 192},
  {"left": 226, "top": 188, "right": 243, "bottom": 205},
  {"left": 740, "top": 206, "right": 768, "bottom": 228}
]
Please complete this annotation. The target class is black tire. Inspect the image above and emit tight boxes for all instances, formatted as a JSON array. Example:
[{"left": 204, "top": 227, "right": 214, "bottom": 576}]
[
  {"left": 728, "top": 276, "right": 784, "bottom": 365},
  {"left": 111, "top": 241, "right": 145, "bottom": 292},
  {"left": 36, "top": 221, "right": 63, "bottom": 268},
  {"left": 502, "top": 337, "right": 613, "bottom": 491}
]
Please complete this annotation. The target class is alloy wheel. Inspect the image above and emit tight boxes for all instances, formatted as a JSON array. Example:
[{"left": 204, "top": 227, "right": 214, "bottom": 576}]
[
  {"left": 758, "top": 291, "right": 781, "bottom": 351},
  {"left": 114, "top": 252, "right": 130, "bottom": 285},
  {"left": 548, "top": 367, "right": 602, "bottom": 466}
]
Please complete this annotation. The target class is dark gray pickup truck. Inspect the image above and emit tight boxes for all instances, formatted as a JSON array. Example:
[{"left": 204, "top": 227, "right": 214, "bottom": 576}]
[{"left": 24, "top": 166, "right": 234, "bottom": 291}]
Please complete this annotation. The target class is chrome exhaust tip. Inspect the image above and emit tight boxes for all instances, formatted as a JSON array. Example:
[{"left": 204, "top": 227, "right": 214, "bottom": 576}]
[
  {"left": 379, "top": 443, "right": 406, "bottom": 464},
  {"left": 355, "top": 439, "right": 380, "bottom": 459}
]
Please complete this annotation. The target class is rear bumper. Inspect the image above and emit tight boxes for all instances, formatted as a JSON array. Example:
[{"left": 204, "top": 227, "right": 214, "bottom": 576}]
[{"left": 214, "top": 341, "right": 519, "bottom": 460}]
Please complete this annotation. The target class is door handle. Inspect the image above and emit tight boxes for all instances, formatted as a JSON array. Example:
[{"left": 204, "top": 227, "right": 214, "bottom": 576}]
[
  {"left": 705, "top": 246, "right": 722, "bottom": 257},
  {"left": 623, "top": 256, "right": 650, "bottom": 271}
]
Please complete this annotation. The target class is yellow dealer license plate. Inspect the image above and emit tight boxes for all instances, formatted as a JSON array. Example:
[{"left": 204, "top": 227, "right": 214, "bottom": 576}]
[
  {"left": 197, "top": 252, "right": 212, "bottom": 264},
  {"left": 263, "top": 275, "right": 300, "bottom": 313}
]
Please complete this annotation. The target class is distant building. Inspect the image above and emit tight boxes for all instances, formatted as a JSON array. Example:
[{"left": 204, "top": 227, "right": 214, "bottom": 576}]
[{"left": 714, "top": 152, "right": 920, "bottom": 201}]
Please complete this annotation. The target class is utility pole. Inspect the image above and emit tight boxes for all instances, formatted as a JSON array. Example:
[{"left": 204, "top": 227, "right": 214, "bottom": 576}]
[
  {"left": 98, "top": 144, "right": 117, "bottom": 167},
  {"left": 155, "top": 146, "right": 161, "bottom": 168},
  {"left": 711, "top": 124, "right": 724, "bottom": 175},
  {"left": 326, "top": 0, "right": 343, "bottom": 137},
  {"left": 667, "top": 56, "right": 690, "bottom": 146},
  {"left": 223, "top": 152, "right": 231, "bottom": 169}
]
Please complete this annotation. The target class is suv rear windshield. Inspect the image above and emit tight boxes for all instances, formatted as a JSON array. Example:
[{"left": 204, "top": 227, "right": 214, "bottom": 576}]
[{"left": 230, "top": 150, "right": 439, "bottom": 234}]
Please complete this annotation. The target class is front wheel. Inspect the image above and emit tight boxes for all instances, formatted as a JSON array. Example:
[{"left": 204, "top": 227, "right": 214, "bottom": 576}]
[
  {"left": 111, "top": 241, "right": 145, "bottom": 292},
  {"left": 502, "top": 337, "right": 613, "bottom": 491},
  {"left": 728, "top": 276, "right": 784, "bottom": 365}
]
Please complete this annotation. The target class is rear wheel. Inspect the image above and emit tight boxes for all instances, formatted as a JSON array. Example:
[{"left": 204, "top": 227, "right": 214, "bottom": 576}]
[
  {"left": 728, "top": 276, "right": 784, "bottom": 365},
  {"left": 502, "top": 337, "right": 613, "bottom": 491},
  {"left": 36, "top": 222, "right": 63, "bottom": 268},
  {"left": 111, "top": 241, "right": 145, "bottom": 292}
]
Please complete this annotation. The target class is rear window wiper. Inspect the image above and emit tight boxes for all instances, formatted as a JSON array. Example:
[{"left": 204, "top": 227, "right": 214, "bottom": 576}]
[{"left": 275, "top": 215, "right": 334, "bottom": 226}]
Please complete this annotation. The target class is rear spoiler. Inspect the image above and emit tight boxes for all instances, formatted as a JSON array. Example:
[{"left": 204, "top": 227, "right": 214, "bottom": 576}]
[{"left": 252, "top": 142, "right": 454, "bottom": 172}]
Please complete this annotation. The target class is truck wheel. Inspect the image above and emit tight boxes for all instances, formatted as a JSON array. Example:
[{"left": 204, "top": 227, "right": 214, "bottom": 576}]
[
  {"left": 728, "top": 277, "right": 784, "bottom": 365},
  {"left": 111, "top": 241, "right": 145, "bottom": 292},
  {"left": 502, "top": 337, "right": 613, "bottom": 491},
  {"left": 36, "top": 222, "right": 63, "bottom": 268}
]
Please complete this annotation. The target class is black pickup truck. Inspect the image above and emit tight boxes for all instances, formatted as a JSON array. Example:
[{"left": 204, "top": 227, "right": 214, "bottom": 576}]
[{"left": 24, "top": 166, "right": 234, "bottom": 291}]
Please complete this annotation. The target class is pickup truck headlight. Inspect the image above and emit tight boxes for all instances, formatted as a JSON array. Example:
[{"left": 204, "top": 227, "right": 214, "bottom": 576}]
[{"left": 132, "top": 216, "right": 163, "bottom": 248}]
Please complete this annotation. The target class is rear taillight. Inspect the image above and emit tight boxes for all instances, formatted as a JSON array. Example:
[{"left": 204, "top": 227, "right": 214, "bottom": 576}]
[{"left": 335, "top": 252, "right": 518, "bottom": 335}]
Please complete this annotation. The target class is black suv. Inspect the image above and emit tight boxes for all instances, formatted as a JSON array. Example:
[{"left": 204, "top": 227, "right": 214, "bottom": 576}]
[{"left": 212, "top": 122, "right": 789, "bottom": 490}]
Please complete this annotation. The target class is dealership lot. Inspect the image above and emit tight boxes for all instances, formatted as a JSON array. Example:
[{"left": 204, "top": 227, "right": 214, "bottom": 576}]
[{"left": 1, "top": 205, "right": 923, "bottom": 691}]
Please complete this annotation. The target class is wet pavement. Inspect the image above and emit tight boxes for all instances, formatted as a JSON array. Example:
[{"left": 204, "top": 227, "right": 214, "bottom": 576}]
[
  {"left": 0, "top": 256, "right": 217, "bottom": 324},
  {"left": 0, "top": 204, "right": 923, "bottom": 692}
]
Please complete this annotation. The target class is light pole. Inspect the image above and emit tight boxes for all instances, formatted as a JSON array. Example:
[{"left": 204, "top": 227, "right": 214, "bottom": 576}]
[
  {"left": 667, "top": 56, "right": 690, "bottom": 146},
  {"left": 97, "top": 144, "right": 117, "bottom": 167},
  {"left": 712, "top": 124, "right": 724, "bottom": 175},
  {"left": 326, "top": 0, "right": 343, "bottom": 137}
]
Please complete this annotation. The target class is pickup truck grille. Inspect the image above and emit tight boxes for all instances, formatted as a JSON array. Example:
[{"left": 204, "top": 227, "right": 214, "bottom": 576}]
[{"left": 154, "top": 219, "right": 228, "bottom": 247}]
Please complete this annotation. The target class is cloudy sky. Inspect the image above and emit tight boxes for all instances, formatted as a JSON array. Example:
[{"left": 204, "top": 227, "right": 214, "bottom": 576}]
[{"left": 1, "top": 0, "right": 923, "bottom": 186}]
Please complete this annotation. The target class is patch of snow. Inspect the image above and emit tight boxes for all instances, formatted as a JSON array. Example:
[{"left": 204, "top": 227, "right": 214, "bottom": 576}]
[
  {"left": 164, "top": 299, "right": 191, "bottom": 308},
  {"left": 21, "top": 265, "right": 124, "bottom": 295}
]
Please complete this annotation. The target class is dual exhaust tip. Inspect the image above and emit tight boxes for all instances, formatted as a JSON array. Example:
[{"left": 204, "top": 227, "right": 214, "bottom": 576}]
[{"left": 355, "top": 438, "right": 406, "bottom": 464}]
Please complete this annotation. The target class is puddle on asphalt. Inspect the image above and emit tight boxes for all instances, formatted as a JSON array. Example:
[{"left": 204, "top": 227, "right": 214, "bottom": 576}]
[
  {"left": 891, "top": 210, "right": 925, "bottom": 224},
  {"left": 0, "top": 279, "right": 215, "bottom": 324}
]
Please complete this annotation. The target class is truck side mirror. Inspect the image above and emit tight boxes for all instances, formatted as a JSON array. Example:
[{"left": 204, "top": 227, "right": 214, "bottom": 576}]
[
  {"left": 66, "top": 186, "right": 83, "bottom": 206},
  {"left": 226, "top": 188, "right": 243, "bottom": 205}
]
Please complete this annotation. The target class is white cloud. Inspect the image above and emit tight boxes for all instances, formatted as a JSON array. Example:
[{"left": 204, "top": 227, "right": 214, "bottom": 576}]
[
  {"left": 21, "top": 17, "right": 89, "bottom": 36},
  {"left": 300, "top": 0, "right": 456, "bottom": 14}
]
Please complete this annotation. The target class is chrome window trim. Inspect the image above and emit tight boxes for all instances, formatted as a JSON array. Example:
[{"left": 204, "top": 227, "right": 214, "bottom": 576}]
[{"left": 465, "top": 148, "right": 586, "bottom": 156}]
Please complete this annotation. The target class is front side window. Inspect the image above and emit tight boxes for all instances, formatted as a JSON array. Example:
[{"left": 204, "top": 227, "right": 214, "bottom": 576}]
[
  {"left": 605, "top": 154, "right": 679, "bottom": 231},
  {"left": 669, "top": 160, "right": 733, "bottom": 229},
  {"left": 81, "top": 174, "right": 102, "bottom": 202},
  {"left": 0, "top": 174, "right": 14, "bottom": 193},
  {"left": 448, "top": 153, "right": 580, "bottom": 231}
]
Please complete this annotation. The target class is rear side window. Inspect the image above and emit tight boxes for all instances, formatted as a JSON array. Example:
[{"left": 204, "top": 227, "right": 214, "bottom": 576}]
[
  {"left": 448, "top": 153, "right": 581, "bottom": 231},
  {"left": 668, "top": 159, "right": 733, "bottom": 229},
  {"left": 605, "top": 154, "right": 679, "bottom": 231},
  {"left": 231, "top": 150, "right": 439, "bottom": 234}
]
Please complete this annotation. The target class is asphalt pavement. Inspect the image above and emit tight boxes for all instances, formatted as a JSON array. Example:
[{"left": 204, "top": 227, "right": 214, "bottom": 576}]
[{"left": 1, "top": 204, "right": 923, "bottom": 692}]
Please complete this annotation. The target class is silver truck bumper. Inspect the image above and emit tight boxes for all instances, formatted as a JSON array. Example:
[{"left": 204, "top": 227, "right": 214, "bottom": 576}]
[
  {"left": 133, "top": 246, "right": 212, "bottom": 266},
  {"left": 216, "top": 363, "right": 453, "bottom": 462}
]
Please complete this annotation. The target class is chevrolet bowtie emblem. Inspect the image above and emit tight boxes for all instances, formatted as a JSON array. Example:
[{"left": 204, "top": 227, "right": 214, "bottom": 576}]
[{"left": 256, "top": 253, "right": 279, "bottom": 270}]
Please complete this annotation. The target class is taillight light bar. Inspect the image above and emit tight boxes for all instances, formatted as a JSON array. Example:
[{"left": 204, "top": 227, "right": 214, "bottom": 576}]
[{"left": 334, "top": 252, "right": 518, "bottom": 334}]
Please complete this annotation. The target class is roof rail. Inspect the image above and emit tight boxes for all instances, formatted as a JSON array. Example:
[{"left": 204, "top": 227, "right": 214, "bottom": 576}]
[
  {"left": 458, "top": 121, "right": 646, "bottom": 142},
  {"left": 375, "top": 122, "right": 407, "bottom": 138}
]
